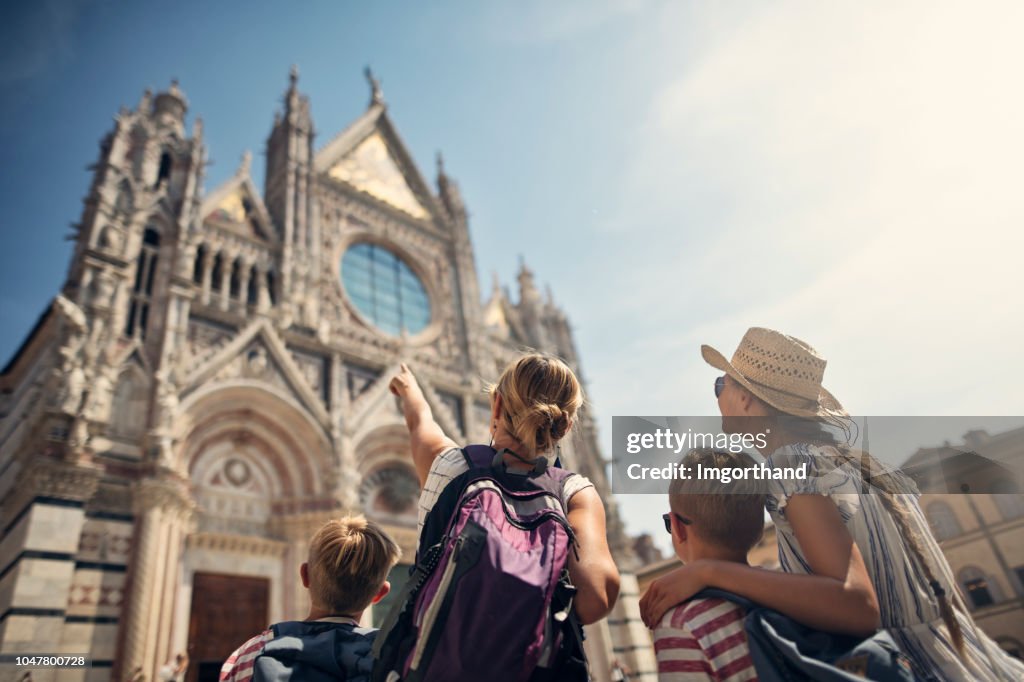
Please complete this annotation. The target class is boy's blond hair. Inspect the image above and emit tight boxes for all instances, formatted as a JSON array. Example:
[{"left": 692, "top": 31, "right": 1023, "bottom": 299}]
[
  {"left": 668, "top": 449, "right": 766, "bottom": 555},
  {"left": 307, "top": 515, "right": 401, "bottom": 615}
]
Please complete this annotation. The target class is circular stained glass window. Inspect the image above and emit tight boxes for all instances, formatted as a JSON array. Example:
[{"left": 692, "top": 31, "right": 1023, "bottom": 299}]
[{"left": 341, "top": 242, "right": 431, "bottom": 335}]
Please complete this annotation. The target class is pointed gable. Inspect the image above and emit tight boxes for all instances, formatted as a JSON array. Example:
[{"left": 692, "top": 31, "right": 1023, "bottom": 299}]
[
  {"left": 181, "top": 319, "right": 329, "bottom": 427},
  {"left": 327, "top": 132, "right": 429, "bottom": 219},
  {"left": 200, "top": 155, "right": 275, "bottom": 240},
  {"left": 315, "top": 104, "right": 438, "bottom": 222}
]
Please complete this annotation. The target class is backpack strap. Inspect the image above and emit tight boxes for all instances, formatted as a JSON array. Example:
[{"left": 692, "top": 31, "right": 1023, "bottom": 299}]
[{"left": 461, "top": 444, "right": 577, "bottom": 500}]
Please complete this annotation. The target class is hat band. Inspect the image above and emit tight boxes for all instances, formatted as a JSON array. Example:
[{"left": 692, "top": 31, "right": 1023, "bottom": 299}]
[{"left": 739, "top": 372, "right": 822, "bottom": 407}]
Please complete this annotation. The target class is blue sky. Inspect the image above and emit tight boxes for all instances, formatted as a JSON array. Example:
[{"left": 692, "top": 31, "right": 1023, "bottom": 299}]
[{"left": 3, "top": 1, "right": 1023, "bottom": 553}]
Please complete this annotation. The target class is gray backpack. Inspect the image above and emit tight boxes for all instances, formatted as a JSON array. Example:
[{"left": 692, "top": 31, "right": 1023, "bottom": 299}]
[{"left": 253, "top": 621, "right": 378, "bottom": 682}]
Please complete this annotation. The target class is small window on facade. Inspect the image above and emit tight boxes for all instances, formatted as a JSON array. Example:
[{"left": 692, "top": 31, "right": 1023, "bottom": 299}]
[
  {"left": 193, "top": 245, "right": 207, "bottom": 284},
  {"left": 266, "top": 270, "right": 277, "bottom": 305},
  {"left": 125, "top": 227, "right": 160, "bottom": 340},
  {"left": 229, "top": 259, "right": 242, "bottom": 299},
  {"left": 211, "top": 253, "right": 223, "bottom": 292},
  {"left": 960, "top": 566, "right": 997, "bottom": 609},
  {"left": 925, "top": 501, "right": 962, "bottom": 541},
  {"left": 247, "top": 265, "right": 259, "bottom": 305},
  {"left": 156, "top": 151, "right": 172, "bottom": 187}
]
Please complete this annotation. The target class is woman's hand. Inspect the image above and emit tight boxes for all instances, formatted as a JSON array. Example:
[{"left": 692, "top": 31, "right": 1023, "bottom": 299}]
[
  {"left": 390, "top": 362, "right": 457, "bottom": 486},
  {"left": 389, "top": 362, "right": 420, "bottom": 398},
  {"left": 639, "top": 561, "right": 711, "bottom": 628}
]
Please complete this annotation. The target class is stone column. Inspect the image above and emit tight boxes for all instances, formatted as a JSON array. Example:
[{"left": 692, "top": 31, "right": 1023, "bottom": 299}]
[
  {"left": 218, "top": 260, "right": 231, "bottom": 311},
  {"left": 256, "top": 267, "right": 270, "bottom": 313},
  {"left": 238, "top": 261, "right": 252, "bottom": 311},
  {"left": 200, "top": 250, "right": 213, "bottom": 306},
  {"left": 606, "top": 573, "right": 658, "bottom": 682},
  {"left": 117, "top": 475, "right": 194, "bottom": 682}
]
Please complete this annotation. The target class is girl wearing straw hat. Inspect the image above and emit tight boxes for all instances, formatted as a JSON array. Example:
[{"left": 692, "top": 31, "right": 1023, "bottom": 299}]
[{"left": 639, "top": 327, "right": 1024, "bottom": 681}]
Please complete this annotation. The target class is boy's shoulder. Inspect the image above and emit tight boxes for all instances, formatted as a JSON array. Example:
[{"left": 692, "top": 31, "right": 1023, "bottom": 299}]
[
  {"left": 655, "top": 597, "right": 757, "bottom": 681},
  {"left": 658, "top": 596, "right": 745, "bottom": 634},
  {"left": 223, "top": 621, "right": 378, "bottom": 682}
]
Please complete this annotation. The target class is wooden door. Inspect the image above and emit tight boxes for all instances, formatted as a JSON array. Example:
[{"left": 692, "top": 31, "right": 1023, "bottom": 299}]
[{"left": 186, "top": 572, "right": 269, "bottom": 682}]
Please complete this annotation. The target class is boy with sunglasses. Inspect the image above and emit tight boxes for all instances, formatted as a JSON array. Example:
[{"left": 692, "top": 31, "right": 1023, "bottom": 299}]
[{"left": 655, "top": 449, "right": 766, "bottom": 681}]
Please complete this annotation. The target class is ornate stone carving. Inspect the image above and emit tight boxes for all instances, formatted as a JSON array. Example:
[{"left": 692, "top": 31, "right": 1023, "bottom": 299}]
[
  {"left": 132, "top": 475, "right": 195, "bottom": 520},
  {"left": 85, "top": 365, "right": 116, "bottom": 421},
  {"left": 0, "top": 458, "right": 103, "bottom": 531}
]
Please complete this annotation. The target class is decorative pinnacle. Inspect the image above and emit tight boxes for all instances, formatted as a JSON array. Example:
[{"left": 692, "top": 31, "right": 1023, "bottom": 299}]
[
  {"left": 364, "top": 66, "right": 384, "bottom": 106},
  {"left": 238, "top": 150, "right": 252, "bottom": 176},
  {"left": 436, "top": 151, "right": 446, "bottom": 178},
  {"left": 289, "top": 64, "right": 299, "bottom": 87}
]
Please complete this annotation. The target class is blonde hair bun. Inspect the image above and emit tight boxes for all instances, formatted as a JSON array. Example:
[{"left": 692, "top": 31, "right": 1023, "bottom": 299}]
[{"left": 489, "top": 353, "right": 583, "bottom": 455}]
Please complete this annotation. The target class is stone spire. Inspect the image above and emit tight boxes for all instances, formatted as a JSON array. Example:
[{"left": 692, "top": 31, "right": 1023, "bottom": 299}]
[
  {"left": 517, "top": 258, "right": 542, "bottom": 307},
  {"left": 436, "top": 151, "right": 466, "bottom": 222},
  {"left": 152, "top": 79, "right": 188, "bottom": 135}
]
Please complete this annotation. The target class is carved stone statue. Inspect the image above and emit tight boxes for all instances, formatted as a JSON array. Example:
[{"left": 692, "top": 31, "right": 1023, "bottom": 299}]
[
  {"left": 154, "top": 369, "right": 179, "bottom": 431},
  {"left": 364, "top": 66, "right": 384, "bottom": 106},
  {"left": 61, "top": 360, "right": 87, "bottom": 415},
  {"left": 52, "top": 295, "right": 89, "bottom": 414},
  {"left": 86, "top": 366, "right": 115, "bottom": 421}
]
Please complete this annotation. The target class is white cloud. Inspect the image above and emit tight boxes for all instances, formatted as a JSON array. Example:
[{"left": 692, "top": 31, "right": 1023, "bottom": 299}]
[{"left": 575, "top": 1, "right": 1024, "bottom": 550}]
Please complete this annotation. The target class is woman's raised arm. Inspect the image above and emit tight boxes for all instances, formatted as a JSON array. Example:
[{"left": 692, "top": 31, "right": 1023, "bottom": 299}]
[
  {"left": 640, "top": 494, "right": 880, "bottom": 636},
  {"left": 389, "top": 363, "right": 458, "bottom": 486}
]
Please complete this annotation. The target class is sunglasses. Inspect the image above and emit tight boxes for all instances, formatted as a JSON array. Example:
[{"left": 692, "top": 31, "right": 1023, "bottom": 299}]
[
  {"left": 662, "top": 512, "right": 693, "bottom": 534},
  {"left": 714, "top": 375, "right": 726, "bottom": 398}
]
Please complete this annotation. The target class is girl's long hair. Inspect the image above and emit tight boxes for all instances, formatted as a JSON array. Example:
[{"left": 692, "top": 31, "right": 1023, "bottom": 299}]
[{"left": 768, "top": 410, "right": 966, "bottom": 658}]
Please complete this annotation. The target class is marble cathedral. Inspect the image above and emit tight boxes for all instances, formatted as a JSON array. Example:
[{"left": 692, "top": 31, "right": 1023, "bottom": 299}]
[{"left": 0, "top": 70, "right": 655, "bottom": 682}]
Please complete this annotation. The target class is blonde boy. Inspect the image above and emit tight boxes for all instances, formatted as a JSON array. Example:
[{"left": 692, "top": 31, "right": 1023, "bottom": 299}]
[
  {"left": 655, "top": 450, "right": 766, "bottom": 682},
  {"left": 221, "top": 515, "right": 401, "bottom": 682}
]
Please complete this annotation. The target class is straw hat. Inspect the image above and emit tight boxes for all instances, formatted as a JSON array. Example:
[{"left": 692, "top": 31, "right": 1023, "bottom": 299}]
[{"left": 701, "top": 327, "right": 847, "bottom": 419}]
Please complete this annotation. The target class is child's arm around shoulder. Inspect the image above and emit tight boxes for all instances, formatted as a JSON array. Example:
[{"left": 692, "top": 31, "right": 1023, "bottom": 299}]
[{"left": 641, "top": 494, "right": 880, "bottom": 636}]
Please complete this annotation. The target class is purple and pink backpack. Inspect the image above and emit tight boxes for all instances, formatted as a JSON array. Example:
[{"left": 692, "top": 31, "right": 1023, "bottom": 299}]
[{"left": 371, "top": 445, "right": 589, "bottom": 682}]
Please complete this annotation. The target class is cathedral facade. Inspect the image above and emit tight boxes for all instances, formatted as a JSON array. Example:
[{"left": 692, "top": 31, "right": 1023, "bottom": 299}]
[{"left": 0, "top": 70, "right": 655, "bottom": 682}]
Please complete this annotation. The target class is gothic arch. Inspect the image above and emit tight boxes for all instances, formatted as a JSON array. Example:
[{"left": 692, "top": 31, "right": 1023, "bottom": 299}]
[
  {"left": 354, "top": 425, "right": 419, "bottom": 523},
  {"left": 176, "top": 381, "right": 335, "bottom": 501},
  {"left": 353, "top": 424, "right": 413, "bottom": 476},
  {"left": 109, "top": 364, "right": 151, "bottom": 439}
]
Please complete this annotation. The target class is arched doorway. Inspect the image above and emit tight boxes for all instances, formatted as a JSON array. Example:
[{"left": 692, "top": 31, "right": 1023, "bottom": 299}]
[{"left": 172, "top": 382, "right": 335, "bottom": 682}]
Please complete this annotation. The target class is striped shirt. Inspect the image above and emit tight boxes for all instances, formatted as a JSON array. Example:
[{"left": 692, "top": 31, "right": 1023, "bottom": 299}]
[
  {"left": 219, "top": 617, "right": 360, "bottom": 682},
  {"left": 654, "top": 597, "right": 758, "bottom": 682}
]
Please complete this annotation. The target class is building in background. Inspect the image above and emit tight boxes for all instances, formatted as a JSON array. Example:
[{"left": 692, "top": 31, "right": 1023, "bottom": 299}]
[
  {"left": 904, "top": 427, "right": 1024, "bottom": 659},
  {"left": 0, "top": 70, "right": 655, "bottom": 682}
]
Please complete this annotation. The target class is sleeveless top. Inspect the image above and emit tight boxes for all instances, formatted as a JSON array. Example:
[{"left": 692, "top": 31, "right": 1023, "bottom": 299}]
[{"left": 765, "top": 443, "right": 1024, "bottom": 681}]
